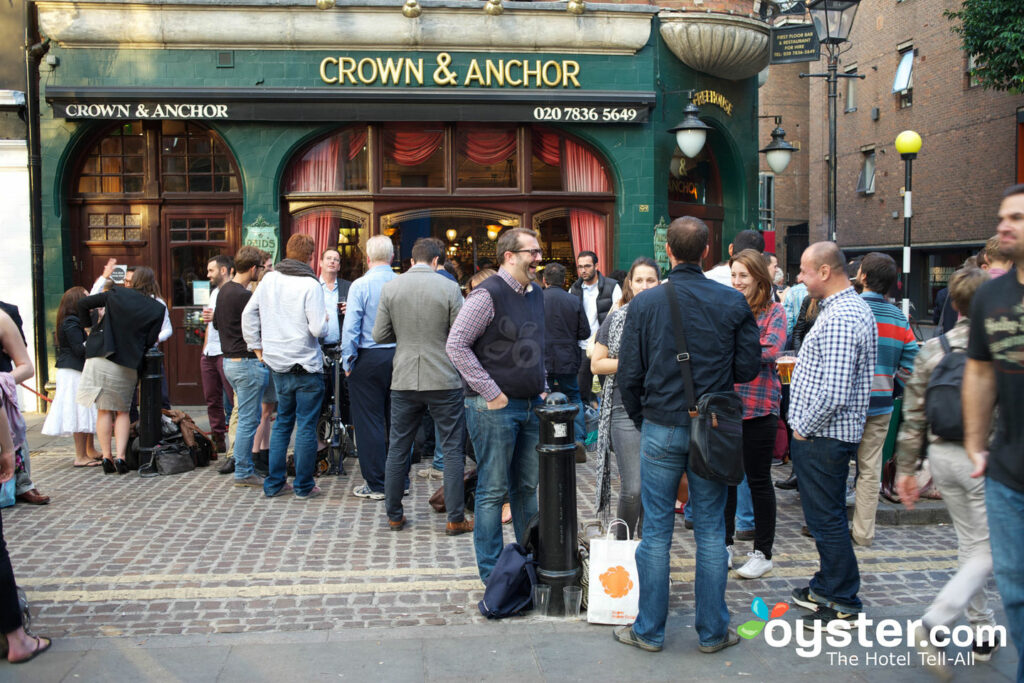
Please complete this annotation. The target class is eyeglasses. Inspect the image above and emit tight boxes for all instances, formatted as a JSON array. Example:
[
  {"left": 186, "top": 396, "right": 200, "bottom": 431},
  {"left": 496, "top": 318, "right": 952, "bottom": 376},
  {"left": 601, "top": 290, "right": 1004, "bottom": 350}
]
[{"left": 513, "top": 249, "right": 544, "bottom": 258}]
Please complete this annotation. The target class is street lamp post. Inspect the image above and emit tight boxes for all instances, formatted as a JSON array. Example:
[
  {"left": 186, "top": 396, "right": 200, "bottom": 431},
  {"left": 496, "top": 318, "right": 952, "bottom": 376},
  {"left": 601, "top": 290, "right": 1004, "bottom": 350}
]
[
  {"left": 800, "top": 0, "right": 863, "bottom": 243},
  {"left": 895, "top": 130, "right": 922, "bottom": 320}
]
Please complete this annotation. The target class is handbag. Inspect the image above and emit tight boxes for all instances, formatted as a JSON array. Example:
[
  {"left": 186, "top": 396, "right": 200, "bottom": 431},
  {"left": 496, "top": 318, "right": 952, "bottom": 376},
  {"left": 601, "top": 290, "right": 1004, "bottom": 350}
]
[
  {"left": 154, "top": 440, "right": 196, "bottom": 476},
  {"left": 428, "top": 467, "right": 477, "bottom": 513},
  {"left": 663, "top": 284, "right": 745, "bottom": 486},
  {"left": 0, "top": 478, "right": 14, "bottom": 508},
  {"left": 586, "top": 519, "right": 640, "bottom": 625}
]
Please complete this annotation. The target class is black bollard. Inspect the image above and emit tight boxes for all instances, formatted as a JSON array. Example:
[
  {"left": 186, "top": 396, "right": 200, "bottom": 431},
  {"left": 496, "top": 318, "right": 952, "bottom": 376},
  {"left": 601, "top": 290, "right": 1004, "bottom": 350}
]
[
  {"left": 138, "top": 348, "right": 164, "bottom": 478},
  {"left": 534, "top": 392, "right": 580, "bottom": 616}
]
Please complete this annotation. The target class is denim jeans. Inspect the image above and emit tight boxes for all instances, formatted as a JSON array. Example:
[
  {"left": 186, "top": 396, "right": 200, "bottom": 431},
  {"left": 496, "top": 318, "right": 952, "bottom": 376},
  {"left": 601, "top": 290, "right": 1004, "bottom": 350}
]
[
  {"left": 385, "top": 389, "right": 467, "bottom": 523},
  {"left": 791, "top": 436, "right": 862, "bottom": 611},
  {"left": 464, "top": 394, "right": 540, "bottom": 582},
  {"left": 223, "top": 357, "right": 268, "bottom": 479},
  {"left": 986, "top": 476, "right": 1024, "bottom": 682},
  {"left": 547, "top": 372, "right": 587, "bottom": 443},
  {"left": 422, "top": 410, "right": 444, "bottom": 471},
  {"left": 265, "top": 371, "right": 324, "bottom": 497},
  {"left": 633, "top": 421, "right": 730, "bottom": 649}
]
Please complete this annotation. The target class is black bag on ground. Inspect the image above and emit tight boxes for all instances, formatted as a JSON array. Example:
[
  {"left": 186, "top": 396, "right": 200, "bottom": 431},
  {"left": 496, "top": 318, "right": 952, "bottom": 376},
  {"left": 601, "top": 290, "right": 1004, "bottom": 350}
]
[
  {"left": 154, "top": 439, "right": 196, "bottom": 476},
  {"left": 663, "top": 284, "right": 745, "bottom": 486},
  {"left": 478, "top": 543, "right": 537, "bottom": 619},
  {"left": 925, "top": 334, "right": 966, "bottom": 441}
]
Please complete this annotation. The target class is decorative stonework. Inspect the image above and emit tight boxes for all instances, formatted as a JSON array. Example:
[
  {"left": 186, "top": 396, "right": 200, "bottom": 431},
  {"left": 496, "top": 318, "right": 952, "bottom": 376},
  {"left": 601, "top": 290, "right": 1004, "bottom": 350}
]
[
  {"left": 658, "top": 11, "right": 770, "bottom": 81},
  {"left": 37, "top": 0, "right": 654, "bottom": 55}
]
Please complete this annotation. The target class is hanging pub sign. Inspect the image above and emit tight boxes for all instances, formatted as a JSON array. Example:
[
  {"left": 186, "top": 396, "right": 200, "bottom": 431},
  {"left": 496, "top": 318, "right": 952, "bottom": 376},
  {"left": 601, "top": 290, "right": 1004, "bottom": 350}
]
[
  {"left": 244, "top": 216, "right": 279, "bottom": 261},
  {"left": 769, "top": 25, "right": 821, "bottom": 65}
]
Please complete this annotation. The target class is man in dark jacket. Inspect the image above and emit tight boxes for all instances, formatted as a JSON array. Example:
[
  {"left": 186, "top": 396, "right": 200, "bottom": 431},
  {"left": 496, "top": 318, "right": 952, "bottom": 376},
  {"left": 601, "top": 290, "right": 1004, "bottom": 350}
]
[
  {"left": 615, "top": 216, "right": 760, "bottom": 655},
  {"left": 542, "top": 263, "right": 590, "bottom": 447},
  {"left": 570, "top": 251, "right": 621, "bottom": 406}
]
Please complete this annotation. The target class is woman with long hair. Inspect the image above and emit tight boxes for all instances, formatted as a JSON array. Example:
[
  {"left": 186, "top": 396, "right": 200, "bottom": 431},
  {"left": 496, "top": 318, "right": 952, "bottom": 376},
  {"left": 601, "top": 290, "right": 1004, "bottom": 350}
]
[
  {"left": 725, "top": 249, "right": 787, "bottom": 578},
  {"left": 76, "top": 267, "right": 168, "bottom": 474},
  {"left": 42, "top": 286, "right": 101, "bottom": 467},
  {"left": 592, "top": 256, "right": 661, "bottom": 539}
]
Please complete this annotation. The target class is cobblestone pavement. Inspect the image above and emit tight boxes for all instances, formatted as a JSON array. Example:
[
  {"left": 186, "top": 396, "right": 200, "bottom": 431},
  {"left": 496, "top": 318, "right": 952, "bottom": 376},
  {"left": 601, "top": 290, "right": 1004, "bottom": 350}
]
[{"left": 4, "top": 408, "right": 993, "bottom": 647}]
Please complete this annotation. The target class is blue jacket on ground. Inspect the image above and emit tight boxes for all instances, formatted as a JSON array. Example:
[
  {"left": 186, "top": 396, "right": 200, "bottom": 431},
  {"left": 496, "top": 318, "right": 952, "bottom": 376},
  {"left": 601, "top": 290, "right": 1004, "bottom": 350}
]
[{"left": 618, "top": 263, "right": 761, "bottom": 430}]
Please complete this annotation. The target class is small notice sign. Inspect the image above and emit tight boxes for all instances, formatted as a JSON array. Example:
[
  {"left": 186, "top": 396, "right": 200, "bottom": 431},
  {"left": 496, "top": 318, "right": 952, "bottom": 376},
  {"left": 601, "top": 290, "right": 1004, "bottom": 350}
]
[{"left": 770, "top": 25, "right": 821, "bottom": 65}]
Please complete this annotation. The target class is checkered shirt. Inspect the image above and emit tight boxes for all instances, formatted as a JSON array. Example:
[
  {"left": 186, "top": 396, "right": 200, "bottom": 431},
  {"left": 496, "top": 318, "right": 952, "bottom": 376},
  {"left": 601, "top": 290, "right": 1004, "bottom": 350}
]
[{"left": 735, "top": 302, "right": 787, "bottom": 419}]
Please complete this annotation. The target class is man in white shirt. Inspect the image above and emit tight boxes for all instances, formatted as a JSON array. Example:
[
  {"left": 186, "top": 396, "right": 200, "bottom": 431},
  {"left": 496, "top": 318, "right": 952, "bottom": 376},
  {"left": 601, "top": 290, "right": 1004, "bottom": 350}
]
[
  {"left": 201, "top": 255, "right": 232, "bottom": 454},
  {"left": 569, "top": 251, "right": 621, "bottom": 407},
  {"left": 703, "top": 229, "right": 766, "bottom": 287},
  {"left": 242, "top": 233, "right": 327, "bottom": 500}
]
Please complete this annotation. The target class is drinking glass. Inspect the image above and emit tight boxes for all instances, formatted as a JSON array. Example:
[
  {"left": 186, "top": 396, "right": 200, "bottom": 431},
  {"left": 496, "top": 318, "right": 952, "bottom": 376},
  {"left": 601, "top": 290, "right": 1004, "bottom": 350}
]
[
  {"left": 563, "top": 586, "right": 583, "bottom": 619},
  {"left": 532, "top": 584, "right": 551, "bottom": 617}
]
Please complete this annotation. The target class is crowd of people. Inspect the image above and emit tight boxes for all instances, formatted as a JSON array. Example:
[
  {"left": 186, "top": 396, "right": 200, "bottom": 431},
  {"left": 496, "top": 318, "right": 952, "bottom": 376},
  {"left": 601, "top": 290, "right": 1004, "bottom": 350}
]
[{"left": 1, "top": 184, "right": 1023, "bottom": 675}]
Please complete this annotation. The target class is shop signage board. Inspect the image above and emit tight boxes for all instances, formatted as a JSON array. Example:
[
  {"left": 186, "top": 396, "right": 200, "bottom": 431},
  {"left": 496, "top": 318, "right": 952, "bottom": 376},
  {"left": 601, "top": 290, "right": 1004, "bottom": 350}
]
[
  {"left": 769, "top": 25, "right": 820, "bottom": 65},
  {"left": 244, "top": 217, "right": 279, "bottom": 261}
]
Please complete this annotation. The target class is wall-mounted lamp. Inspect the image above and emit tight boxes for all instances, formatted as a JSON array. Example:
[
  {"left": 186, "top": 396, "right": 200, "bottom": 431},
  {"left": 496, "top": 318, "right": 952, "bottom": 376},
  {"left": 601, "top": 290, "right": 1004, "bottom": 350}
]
[
  {"left": 667, "top": 92, "right": 712, "bottom": 159},
  {"left": 758, "top": 116, "right": 798, "bottom": 174},
  {"left": 486, "top": 225, "right": 501, "bottom": 241}
]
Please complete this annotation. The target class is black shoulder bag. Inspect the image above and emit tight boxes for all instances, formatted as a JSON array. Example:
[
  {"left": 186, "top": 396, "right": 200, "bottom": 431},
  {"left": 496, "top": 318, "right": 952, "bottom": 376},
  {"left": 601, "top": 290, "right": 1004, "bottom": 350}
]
[{"left": 663, "top": 284, "right": 745, "bottom": 485}]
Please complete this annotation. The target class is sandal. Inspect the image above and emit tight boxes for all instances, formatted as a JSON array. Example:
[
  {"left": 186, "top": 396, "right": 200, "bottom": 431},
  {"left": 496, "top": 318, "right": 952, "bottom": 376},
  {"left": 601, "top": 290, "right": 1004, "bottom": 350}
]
[{"left": 10, "top": 636, "right": 51, "bottom": 664}]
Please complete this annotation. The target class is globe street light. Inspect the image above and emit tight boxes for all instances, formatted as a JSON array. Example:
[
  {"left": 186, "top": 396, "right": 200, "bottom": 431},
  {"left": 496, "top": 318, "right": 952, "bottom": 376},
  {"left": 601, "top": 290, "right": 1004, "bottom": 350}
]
[
  {"left": 759, "top": 116, "right": 798, "bottom": 175},
  {"left": 668, "top": 98, "right": 713, "bottom": 159},
  {"left": 801, "top": 0, "right": 863, "bottom": 243},
  {"left": 894, "top": 129, "right": 922, "bottom": 320}
]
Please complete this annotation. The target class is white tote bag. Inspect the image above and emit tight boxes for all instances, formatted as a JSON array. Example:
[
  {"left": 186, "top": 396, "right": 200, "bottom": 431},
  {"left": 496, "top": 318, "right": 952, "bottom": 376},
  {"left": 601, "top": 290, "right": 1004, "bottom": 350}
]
[{"left": 586, "top": 519, "right": 640, "bottom": 625}]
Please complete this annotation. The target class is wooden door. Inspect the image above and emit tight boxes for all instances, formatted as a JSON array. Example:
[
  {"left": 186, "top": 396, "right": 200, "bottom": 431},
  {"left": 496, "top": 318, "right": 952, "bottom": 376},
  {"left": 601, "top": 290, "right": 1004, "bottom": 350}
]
[
  {"left": 74, "top": 204, "right": 157, "bottom": 289},
  {"left": 161, "top": 209, "right": 238, "bottom": 405}
]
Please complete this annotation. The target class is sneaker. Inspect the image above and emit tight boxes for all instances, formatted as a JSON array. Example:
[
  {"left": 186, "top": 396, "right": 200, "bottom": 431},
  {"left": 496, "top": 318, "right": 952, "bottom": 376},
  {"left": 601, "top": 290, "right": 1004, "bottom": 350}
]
[
  {"left": 404, "top": 488, "right": 411, "bottom": 496},
  {"left": 972, "top": 635, "right": 1000, "bottom": 662},
  {"left": 446, "top": 519, "right": 474, "bottom": 536},
  {"left": 912, "top": 622, "right": 951, "bottom": 681},
  {"left": 612, "top": 625, "right": 662, "bottom": 653},
  {"left": 218, "top": 456, "right": 235, "bottom": 475},
  {"left": 771, "top": 456, "right": 786, "bottom": 467},
  {"left": 352, "top": 485, "right": 385, "bottom": 500},
  {"left": 698, "top": 628, "right": 740, "bottom": 654},
  {"left": 791, "top": 586, "right": 822, "bottom": 612},
  {"left": 295, "top": 485, "right": 322, "bottom": 499},
  {"left": 735, "top": 529, "right": 755, "bottom": 541},
  {"left": 416, "top": 468, "right": 444, "bottom": 480},
  {"left": 775, "top": 473, "right": 798, "bottom": 490},
  {"left": 233, "top": 474, "right": 264, "bottom": 488},
  {"left": 265, "top": 482, "right": 294, "bottom": 498},
  {"left": 735, "top": 550, "right": 773, "bottom": 579},
  {"left": 726, "top": 545, "right": 734, "bottom": 570},
  {"left": 801, "top": 604, "right": 860, "bottom": 632}
]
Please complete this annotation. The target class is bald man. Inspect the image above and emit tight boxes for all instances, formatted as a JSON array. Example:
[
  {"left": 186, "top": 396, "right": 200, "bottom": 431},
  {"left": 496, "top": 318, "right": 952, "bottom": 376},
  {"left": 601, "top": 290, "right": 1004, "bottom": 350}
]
[{"left": 787, "top": 241, "right": 877, "bottom": 629}]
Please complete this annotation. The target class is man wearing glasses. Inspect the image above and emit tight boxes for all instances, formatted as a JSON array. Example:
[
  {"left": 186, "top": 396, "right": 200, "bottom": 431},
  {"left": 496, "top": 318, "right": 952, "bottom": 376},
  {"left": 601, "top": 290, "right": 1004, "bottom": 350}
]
[{"left": 446, "top": 228, "right": 547, "bottom": 582}]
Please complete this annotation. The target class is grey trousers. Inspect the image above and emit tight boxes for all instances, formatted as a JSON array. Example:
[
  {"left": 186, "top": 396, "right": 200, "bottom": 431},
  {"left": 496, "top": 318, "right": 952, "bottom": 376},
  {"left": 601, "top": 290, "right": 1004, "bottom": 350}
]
[
  {"left": 922, "top": 441, "right": 995, "bottom": 630},
  {"left": 610, "top": 405, "right": 643, "bottom": 540},
  {"left": 15, "top": 443, "right": 34, "bottom": 496}
]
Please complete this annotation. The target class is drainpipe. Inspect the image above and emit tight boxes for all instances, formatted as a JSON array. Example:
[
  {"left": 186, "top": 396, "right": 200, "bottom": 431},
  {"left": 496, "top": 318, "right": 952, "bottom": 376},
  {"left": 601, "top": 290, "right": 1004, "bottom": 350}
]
[{"left": 24, "top": 0, "right": 50, "bottom": 410}]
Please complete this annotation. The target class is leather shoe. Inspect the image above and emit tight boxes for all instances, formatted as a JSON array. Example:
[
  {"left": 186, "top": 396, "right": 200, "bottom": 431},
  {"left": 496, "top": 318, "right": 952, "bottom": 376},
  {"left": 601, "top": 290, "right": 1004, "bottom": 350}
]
[
  {"left": 212, "top": 433, "right": 227, "bottom": 454},
  {"left": 218, "top": 456, "right": 235, "bottom": 475},
  {"left": 389, "top": 516, "right": 406, "bottom": 531},
  {"left": 775, "top": 473, "right": 798, "bottom": 490},
  {"left": 16, "top": 489, "right": 49, "bottom": 505},
  {"left": 446, "top": 519, "right": 474, "bottom": 536}
]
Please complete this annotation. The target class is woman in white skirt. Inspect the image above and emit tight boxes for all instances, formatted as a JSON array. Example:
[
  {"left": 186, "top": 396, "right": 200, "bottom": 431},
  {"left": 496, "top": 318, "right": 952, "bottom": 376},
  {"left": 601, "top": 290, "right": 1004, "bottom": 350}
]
[{"left": 41, "top": 287, "right": 100, "bottom": 467}]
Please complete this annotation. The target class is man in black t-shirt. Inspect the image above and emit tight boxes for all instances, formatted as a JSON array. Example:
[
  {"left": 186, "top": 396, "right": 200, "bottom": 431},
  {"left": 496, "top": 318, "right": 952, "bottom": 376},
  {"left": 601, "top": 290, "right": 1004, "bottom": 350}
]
[{"left": 964, "top": 183, "right": 1024, "bottom": 681}]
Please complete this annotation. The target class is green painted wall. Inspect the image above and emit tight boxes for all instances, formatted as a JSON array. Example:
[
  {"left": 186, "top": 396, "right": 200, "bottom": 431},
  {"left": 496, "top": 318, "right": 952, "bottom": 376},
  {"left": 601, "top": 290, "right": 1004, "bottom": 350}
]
[{"left": 38, "top": 31, "right": 759, "bottom": 323}]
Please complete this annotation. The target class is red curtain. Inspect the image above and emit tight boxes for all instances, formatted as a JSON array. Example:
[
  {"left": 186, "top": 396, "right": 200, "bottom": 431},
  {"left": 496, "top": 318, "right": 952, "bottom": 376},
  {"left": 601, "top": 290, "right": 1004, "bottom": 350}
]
[
  {"left": 385, "top": 128, "right": 444, "bottom": 166},
  {"left": 461, "top": 130, "right": 516, "bottom": 166},
  {"left": 533, "top": 130, "right": 561, "bottom": 167},
  {"left": 564, "top": 140, "right": 610, "bottom": 269},
  {"left": 291, "top": 211, "right": 339, "bottom": 277},
  {"left": 285, "top": 136, "right": 340, "bottom": 192},
  {"left": 348, "top": 129, "right": 367, "bottom": 161}
]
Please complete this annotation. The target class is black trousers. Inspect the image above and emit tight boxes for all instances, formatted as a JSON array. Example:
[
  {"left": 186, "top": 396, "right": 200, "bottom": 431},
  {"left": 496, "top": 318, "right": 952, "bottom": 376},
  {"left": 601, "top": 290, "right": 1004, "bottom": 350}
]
[
  {"left": 0, "top": 513, "right": 22, "bottom": 633},
  {"left": 725, "top": 414, "right": 778, "bottom": 559},
  {"left": 348, "top": 347, "right": 394, "bottom": 492}
]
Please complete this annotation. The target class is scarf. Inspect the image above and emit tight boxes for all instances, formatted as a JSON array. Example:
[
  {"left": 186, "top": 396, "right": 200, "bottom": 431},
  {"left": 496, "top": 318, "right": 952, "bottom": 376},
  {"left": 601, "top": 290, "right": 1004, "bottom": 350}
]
[
  {"left": 273, "top": 258, "right": 319, "bottom": 281},
  {"left": 0, "top": 373, "right": 26, "bottom": 453},
  {"left": 594, "top": 304, "right": 629, "bottom": 512}
]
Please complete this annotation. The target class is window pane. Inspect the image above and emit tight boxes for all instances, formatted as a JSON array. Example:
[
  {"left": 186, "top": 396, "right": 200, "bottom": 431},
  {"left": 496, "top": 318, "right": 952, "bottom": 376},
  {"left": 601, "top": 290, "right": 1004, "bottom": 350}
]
[
  {"left": 123, "top": 176, "right": 143, "bottom": 193},
  {"left": 106, "top": 214, "right": 124, "bottom": 227},
  {"left": 163, "top": 175, "right": 186, "bottom": 192},
  {"left": 188, "top": 157, "right": 212, "bottom": 175},
  {"left": 106, "top": 227, "right": 124, "bottom": 241},
  {"left": 285, "top": 126, "right": 369, "bottom": 192},
  {"left": 189, "top": 138, "right": 212, "bottom": 156},
  {"left": 101, "top": 156, "right": 122, "bottom": 174},
  {"left": 123, "top": 137, "right": 144, "bottom": 155},
  {"left": 89, "top": 228, "right": 105, "bottom": 241},
  {"left": 77, "top": 177, "right": 99, "bottom": 193},
  {"left": 162, "top": 120, "right": 186, "bottom": 135},
  {"left": 124, "top": 156, "right": 143, "bottom": 174},
  {"left": 382, "top": 125, "right": 444, "bottom": 188},
  {"left": 893, "top": 50, "right": 914, "bottom": 92},
  {"left": 170, "top": 245, "right": 223, "bottom": 307},
  {"left": 163, "top": 156, "right": 186, "bottom": 174},
  {"left": 100, "top": 137, "right": 121, "bottom": 155},
  {"left": 457, "top": 126, "right": 517, "bottom": 189},
  {"left": 531, "top": 128, "right": 563, "bottom": 191},
  {"left": 190, "top": 175, "right": 213, "bottom": 192}
]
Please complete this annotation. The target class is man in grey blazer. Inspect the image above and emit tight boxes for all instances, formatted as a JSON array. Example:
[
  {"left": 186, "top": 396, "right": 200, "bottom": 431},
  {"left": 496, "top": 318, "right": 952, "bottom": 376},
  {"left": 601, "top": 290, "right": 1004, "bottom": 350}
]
[{"left": 374, "top": 238, "right": 473, "bottom": 535}]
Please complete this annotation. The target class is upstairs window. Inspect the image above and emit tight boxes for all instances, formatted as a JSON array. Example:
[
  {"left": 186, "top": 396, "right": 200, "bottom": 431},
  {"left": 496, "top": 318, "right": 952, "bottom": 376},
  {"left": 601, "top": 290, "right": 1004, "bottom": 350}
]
[
  {"left": 844, "top": 64, "right": 858, "bottom": 112},
  {"left": 856, "top": 151, "right": 876, "bottom": 195},
  {"left": 758, "top": 172, "right": 775, "bottom": 231},
  {"left": 893, "top": 47, "right": 914, "bottom": 108}
]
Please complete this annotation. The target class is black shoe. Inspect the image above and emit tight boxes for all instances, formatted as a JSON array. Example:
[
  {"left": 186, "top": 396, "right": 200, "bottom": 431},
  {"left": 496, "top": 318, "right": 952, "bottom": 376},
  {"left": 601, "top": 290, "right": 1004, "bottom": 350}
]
[
  {"left": 102, "top": 458, "right": 116, "bottom": 474},
  {"left": 800, "top": 525, "right": 813, "bottom": 539},
  {"left": 775, "top": 473, "right": 798, "bottom": 490},
  {"left": 218, "top": 456, "right": 235, "bottom": 475},
  {"left": 800, "top": 604, "right": 861, "bottom": 631},
  {"left": 253, "top": 449, "right": 269, "bottom": 477},
  {"left": 791, "top": 586, "right": 822, "bottom": 612},
  {"left": 115, "top": 458, "right": 129, "bottom": 475},
  {"left": 972, "top": 638, "right": 1000, "bottom": 662},
  {"left": 684, "top": 519, "right": 694, "bottom": 530}
]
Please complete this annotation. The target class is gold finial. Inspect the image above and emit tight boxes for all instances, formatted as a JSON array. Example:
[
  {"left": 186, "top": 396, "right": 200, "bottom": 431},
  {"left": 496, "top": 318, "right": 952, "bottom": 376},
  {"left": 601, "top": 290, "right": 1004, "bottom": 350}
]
[
  {"left": 402, "top": 0, "right": 422, "bottom": 18},
  {"left": 315, "top": 0, "right": 335, "bottom": 9},
  {"left": 567, "top": 0, "right": 585, "bottom": 15},
  {"left": 483, "top": 0, "right": 504, "bottom": 16}
]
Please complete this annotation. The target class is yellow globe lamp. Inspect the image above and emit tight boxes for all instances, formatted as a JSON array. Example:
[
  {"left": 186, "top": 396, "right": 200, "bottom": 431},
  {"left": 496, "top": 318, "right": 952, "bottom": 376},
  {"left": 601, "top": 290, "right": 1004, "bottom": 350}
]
[{"left": 894, "top": 130, "right": 922, "bottom": 159}]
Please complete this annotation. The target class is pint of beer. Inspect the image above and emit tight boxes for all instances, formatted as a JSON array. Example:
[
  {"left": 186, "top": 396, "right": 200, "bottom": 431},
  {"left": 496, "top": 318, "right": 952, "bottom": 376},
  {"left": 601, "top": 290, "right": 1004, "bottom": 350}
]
[{"left": 776, "top": 356, "right": 797, "bottom": 385}]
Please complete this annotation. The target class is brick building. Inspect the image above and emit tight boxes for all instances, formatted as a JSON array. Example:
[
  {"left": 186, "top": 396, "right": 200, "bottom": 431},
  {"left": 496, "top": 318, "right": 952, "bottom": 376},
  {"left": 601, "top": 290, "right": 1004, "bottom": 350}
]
[{"left": 760, "top": 0, "right": 1024, "bottom": 316}]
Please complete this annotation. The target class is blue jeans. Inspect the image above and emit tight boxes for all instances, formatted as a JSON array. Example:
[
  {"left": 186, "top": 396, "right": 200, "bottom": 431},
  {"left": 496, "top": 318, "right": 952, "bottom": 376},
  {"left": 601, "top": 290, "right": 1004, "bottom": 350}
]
[
  {"left": 464, "top": 395, "right": 541, "bottom": 582},
  {"left": 547, "top": 372, "right": 587, "bottom": 444},
  {"left": 736, "top": 477, "right": 754, "bottom": 532},
  {"left": 223, "top": 358, "right": 268, "bottom": 479},
  {"left": 264, "top": 371, "right": 324, "bottom": 497},
  {"left": 986, "top": 476, "right": 1024, "bottom": 682},
  {"left": 633, "top": 421, "right": 730, "bottom": 649},
  {"left": 791, "top": 436, "right": 862, "bottom": 611}
]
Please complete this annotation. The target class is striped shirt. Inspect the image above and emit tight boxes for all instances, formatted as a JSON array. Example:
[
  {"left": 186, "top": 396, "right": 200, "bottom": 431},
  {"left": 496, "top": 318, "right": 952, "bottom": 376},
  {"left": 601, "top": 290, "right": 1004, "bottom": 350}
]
[
  {"left": 860, "top": 292, "right": 918, "bottom": 416},
  {"left": 788, "top": 286, "right": 877, "bottom": 442},
  {"left": 735, "top": 302, "right": 787, "bottom": 419}
]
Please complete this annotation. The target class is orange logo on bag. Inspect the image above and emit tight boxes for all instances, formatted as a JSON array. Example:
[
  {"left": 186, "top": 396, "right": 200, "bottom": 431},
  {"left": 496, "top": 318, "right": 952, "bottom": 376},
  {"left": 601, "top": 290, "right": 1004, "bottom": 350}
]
[{"left": 599, "top": 565, "right": 634, "bottom": 598}]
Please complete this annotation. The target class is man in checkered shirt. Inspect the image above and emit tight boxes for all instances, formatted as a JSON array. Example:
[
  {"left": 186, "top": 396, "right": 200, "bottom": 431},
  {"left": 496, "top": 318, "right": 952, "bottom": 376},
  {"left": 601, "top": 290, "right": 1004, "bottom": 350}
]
[{"left": 787, "top": 241, "right": 877, "bottom": 630}]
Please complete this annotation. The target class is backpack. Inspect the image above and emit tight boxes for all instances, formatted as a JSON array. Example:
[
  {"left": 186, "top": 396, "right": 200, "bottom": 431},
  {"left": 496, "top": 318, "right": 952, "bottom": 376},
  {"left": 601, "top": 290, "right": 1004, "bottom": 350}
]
[
  {"left": 925, "top": 335, "right": 966, "bottom": 441},
  {"left": 478, "top": 543, "right": 537, "bottom": 619}
]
